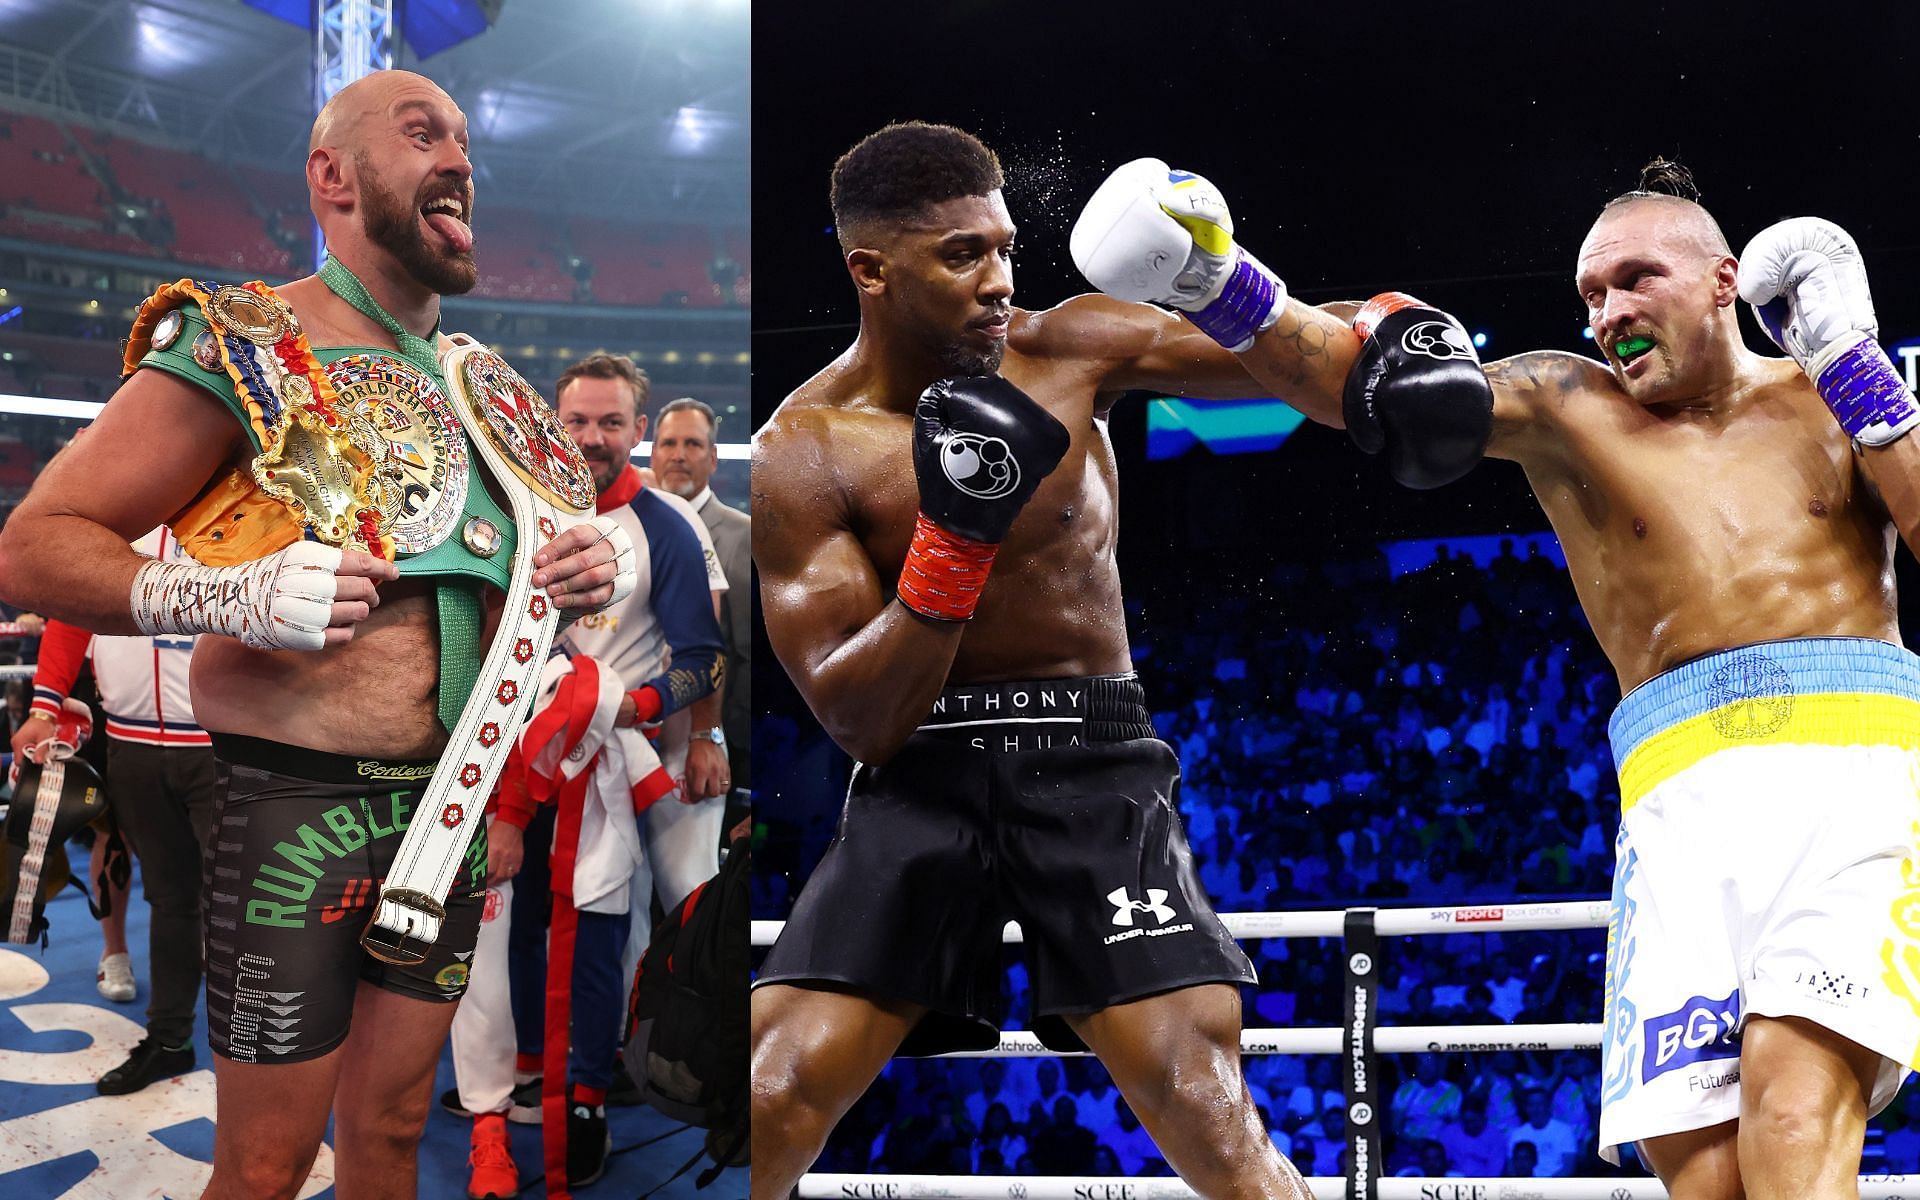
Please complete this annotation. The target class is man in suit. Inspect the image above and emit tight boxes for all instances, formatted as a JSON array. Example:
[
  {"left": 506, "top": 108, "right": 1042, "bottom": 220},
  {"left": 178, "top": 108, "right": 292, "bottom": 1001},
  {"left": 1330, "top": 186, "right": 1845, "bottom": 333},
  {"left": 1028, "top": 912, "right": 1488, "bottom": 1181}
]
[{"left": 651, "top": 397, "right": 749, "bottom": 796}]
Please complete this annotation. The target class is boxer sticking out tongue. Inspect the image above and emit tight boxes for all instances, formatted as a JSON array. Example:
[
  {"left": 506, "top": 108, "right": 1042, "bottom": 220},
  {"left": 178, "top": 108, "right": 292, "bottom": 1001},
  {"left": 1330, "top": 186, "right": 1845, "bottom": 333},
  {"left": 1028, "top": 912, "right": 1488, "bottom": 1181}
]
[{"left": 423, "top": 193, "right": 473, "bottom": 254}]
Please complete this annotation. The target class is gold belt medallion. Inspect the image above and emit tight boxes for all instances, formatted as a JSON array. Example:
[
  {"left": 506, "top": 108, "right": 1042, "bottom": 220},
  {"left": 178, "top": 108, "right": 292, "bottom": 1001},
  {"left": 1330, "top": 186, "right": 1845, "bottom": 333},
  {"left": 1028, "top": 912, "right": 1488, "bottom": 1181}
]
[
  {"left": 325, "top": 355, "right": 469, "bottom": 554},
  {"left": 252, "top": 406, "right": 365, "bottom": 547}
]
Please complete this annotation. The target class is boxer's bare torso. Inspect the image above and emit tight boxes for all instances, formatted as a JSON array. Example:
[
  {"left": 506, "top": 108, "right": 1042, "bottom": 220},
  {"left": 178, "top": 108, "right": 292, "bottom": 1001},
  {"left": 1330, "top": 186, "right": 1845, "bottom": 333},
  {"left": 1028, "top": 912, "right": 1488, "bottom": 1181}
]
[
  {"left": 1486, "top": 351, "right": 1896, "bottom": 693},
  {"left": 760, "top": 313, "right": 1130, "bottom": 684},
  {"left": 753, "top": 292, "right": 1319, "bottom": 759},
  {"left": 193, "top": 278, "right": 523, "bottom": 758}
]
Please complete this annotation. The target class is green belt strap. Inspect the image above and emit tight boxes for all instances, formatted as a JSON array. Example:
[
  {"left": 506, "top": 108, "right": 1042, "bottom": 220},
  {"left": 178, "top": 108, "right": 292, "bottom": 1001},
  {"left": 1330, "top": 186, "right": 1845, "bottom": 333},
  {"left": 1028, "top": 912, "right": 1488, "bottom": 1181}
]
[{"left": 436, "top": 581, "right": 483, "bottom": 734}]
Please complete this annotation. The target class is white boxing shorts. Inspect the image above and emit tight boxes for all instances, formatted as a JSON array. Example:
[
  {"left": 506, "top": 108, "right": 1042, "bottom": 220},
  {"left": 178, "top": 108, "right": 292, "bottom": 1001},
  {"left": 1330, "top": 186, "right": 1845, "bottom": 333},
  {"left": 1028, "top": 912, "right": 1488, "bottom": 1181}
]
[{"left": 1599, "top": 637, "right": 1920, "bottom": 1162}]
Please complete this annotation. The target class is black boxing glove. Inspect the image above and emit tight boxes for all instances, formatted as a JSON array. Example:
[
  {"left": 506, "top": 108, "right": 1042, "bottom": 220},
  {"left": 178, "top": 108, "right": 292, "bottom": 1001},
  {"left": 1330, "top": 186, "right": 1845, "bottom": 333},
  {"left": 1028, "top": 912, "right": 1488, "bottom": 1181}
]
[
  {"left": 898, "top": 375, "right": 1071, "bottom": 621},
  {"left": 1343, "top": 293, "right": 1494, "bottom": 489}
]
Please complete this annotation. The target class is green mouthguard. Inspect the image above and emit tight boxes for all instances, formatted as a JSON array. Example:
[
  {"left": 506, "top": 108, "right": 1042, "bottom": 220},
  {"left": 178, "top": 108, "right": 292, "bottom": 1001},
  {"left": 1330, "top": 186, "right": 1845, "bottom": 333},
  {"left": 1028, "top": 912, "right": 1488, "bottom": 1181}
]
[{"left": 1616, "top": 335, "right": 1653, "bottom": 357}]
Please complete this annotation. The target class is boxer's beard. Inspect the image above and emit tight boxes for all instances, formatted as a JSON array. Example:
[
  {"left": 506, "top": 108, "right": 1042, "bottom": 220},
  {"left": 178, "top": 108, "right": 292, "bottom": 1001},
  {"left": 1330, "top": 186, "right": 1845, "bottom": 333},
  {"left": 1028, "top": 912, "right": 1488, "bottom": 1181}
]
[
  {"left": 937, "top": 338, "right": 1005, "bottom": 377},
  {"left": 357, "top": 155, "right": 478, "bottom": 296}
]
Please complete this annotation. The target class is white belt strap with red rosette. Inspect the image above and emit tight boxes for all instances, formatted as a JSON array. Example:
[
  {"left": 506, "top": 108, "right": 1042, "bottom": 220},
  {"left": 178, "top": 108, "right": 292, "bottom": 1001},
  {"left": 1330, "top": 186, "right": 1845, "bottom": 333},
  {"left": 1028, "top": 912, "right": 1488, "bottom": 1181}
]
[{"left": 360, "top": 333, "right": 601, "bottom": 965}]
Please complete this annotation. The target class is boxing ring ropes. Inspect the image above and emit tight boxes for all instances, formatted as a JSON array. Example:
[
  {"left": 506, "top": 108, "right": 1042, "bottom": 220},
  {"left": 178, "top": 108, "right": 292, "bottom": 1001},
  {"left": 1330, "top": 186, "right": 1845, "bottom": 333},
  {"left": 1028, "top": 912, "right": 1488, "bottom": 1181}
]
[{"left": 751, "top": 900, "right": 1920, "bottom": 1200}]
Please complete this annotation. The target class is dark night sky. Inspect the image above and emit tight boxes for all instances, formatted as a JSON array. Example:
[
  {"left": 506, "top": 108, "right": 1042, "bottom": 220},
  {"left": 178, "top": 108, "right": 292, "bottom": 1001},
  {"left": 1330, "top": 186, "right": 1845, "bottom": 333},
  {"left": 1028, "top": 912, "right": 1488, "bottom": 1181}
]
[{"left": 750, "top": 1, "right": 1920, "bottom": 617}]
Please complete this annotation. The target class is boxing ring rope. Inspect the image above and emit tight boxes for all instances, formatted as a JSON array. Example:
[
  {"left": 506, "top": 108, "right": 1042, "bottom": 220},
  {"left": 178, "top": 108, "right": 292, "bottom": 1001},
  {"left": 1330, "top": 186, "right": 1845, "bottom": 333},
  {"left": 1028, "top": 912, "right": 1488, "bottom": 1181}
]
[
  {"left": 751, "top": 899, "right": 1613, "bottom": 947},
  {"left": 938, "top": 1023, "right": 1600, "bottom": 1058},
  {"left": 769, "top": 899, "right": 1687, "bottom": 1200},
  {"left": 796, "top": 1173, "right": 1920, "bottom": 1200}
]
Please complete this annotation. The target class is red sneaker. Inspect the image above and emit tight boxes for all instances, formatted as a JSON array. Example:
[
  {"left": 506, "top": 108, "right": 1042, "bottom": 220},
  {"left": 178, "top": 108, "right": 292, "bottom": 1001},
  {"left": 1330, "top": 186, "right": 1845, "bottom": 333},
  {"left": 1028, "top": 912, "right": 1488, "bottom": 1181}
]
[{"left": 467, "top": 1112, "right": 520, "bottom": 1199}]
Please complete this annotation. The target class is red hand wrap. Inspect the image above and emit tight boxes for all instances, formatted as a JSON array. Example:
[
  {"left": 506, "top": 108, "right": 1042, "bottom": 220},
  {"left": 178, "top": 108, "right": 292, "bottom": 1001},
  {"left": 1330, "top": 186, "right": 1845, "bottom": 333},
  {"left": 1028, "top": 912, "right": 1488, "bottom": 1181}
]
[
  {"left": 1353, "top": 291, "right": 1429, "bottom": 340},
  {"left": 897, "top": 511, "right": 1000, "bottom": 622}
]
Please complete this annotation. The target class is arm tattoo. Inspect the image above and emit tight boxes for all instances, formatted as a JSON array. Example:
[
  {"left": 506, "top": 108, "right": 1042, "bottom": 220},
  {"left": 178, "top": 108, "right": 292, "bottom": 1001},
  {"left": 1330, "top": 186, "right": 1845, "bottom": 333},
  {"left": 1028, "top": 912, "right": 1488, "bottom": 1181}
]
[{"left": 1265, "top": 308, "right": 1332, "bottom": 386}]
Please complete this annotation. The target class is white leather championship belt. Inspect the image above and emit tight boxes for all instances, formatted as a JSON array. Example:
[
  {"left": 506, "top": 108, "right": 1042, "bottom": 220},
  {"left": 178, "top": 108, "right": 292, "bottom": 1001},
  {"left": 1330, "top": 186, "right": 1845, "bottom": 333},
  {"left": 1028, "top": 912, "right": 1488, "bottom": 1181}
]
[{"left": 360, "top": 334, "right": 598, "bottom": 965}]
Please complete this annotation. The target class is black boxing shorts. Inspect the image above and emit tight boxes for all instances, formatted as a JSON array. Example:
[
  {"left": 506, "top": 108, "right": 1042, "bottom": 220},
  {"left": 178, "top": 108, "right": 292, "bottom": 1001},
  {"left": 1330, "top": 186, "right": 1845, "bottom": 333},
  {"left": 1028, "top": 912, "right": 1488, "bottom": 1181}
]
[
  {"left": 202, "top": 734, "right": 487, "bottom": 1064},
  {"left": 756, "top": 674, "right": 1254, "bottom": 1054}
]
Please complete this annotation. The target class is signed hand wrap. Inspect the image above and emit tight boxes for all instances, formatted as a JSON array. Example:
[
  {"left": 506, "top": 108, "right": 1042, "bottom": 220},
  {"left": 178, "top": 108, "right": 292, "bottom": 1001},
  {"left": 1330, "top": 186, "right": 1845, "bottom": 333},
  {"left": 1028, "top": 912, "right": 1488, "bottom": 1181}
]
[{"left": 131, "top": 540, "right": 342, "bottom": 652}]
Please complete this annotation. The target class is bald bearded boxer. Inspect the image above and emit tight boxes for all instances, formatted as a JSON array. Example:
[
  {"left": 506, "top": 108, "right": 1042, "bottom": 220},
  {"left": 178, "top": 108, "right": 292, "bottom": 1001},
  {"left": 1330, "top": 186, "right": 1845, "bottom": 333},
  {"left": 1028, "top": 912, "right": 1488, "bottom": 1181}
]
[
  {"left": 747, "top": 122, "right": 1469, "bottom": 1200},
  {"left": 0, "top": 70, "right": 632, "bottom": 1200},
  {"left": 1074, "top": 155, "right": 1920, "bottom": 1200}
]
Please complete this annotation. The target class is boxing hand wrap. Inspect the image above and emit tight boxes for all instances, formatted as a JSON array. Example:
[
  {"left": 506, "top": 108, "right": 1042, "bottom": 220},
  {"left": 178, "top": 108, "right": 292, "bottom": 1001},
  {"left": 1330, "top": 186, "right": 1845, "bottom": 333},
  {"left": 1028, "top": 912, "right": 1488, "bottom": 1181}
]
[
  {"left": 1071, "top": 158, "right": 1287, "bottom": 352},
  {"left": 898, "top": 514, "right": 1001, "bottom": 622},
  {"left": 581, "top": 514, "right": 638, "bottom": 611},
  {"left": 131, "top": 539, "right": 342, "bottom": 652},
  {"left": 1739, "top": 217, "right": 1919, "bottom": 446},
  {"left": 554, "top": 515, "right": 639, "bottom": 635},
  {"left": 1344, "top": 293, "right": 1494, "bottom": 489},
  {"left": 899, "top": 375, "right": 1070, "bottom": 622}
]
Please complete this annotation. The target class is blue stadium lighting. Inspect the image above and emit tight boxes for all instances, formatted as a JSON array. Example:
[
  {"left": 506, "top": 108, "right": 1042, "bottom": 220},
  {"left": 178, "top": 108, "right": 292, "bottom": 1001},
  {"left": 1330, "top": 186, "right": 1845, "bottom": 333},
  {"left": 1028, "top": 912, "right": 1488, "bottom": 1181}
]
[
  {"left": 0, "top": 306, "right": 22, "bottom": 327},
  {"left": 1581, "top": 326, "right": 1595, "bottom": 340},
  {"left": 1472, "top": 331, "right": 1488, "bottom": 349}
]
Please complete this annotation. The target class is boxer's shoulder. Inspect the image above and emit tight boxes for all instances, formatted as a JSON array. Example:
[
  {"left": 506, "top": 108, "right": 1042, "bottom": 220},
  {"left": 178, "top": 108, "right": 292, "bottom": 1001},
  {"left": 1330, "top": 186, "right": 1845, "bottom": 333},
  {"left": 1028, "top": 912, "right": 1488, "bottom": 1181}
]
[
  {"left": 1747, "top": 353, "right": 1819, "bottom": 399},
  {"left": 1484, "top": 350, "right": 1611, "bottom": 402},
  {"left": 1483, "top": 351, "right": 1616, "bottom": 466},
  {"left": 1010, "top": 294, "right": 1170, "bottom": 360}
]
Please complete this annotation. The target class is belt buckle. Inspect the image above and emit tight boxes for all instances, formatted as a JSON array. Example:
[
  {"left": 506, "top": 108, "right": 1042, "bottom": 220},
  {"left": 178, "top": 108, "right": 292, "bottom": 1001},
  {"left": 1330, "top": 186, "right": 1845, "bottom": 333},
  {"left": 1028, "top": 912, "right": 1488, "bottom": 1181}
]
[{"left": 359, "top": 886, "right": 447, "bottom": 965}]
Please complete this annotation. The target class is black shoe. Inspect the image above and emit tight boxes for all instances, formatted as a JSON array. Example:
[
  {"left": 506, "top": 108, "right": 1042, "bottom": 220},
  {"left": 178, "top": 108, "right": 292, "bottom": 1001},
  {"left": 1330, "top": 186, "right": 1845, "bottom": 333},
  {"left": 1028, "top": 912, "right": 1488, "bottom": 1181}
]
[
  {"left": 506, "top": 1076, "right": 542, "bottom": 1125},
  {"left": 98, "top": 1035, "right": 194, "bottom": 1096},
  {"left": 606, "top": 1059, "right": 642, "bottom": 1107},
  {"left": 440, "top": 1086, "right": 474, "bottom": 1118},
  {"left": 565, "top": 1097, "right": 609, "bottom": 1188}
]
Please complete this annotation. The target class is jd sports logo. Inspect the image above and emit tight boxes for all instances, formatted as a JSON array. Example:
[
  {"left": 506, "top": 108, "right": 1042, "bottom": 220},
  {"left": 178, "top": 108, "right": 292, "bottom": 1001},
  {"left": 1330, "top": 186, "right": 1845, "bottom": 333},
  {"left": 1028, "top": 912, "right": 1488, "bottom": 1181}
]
[
  {"left": 941, "top": 433, "right": 1021, "bottom": 500},
  {"left": 1401, "top": 320, "right": 1474, "bottom": 361},
  {"left": 1107, "top": 886, "right": 1176, "bottom": 928}
]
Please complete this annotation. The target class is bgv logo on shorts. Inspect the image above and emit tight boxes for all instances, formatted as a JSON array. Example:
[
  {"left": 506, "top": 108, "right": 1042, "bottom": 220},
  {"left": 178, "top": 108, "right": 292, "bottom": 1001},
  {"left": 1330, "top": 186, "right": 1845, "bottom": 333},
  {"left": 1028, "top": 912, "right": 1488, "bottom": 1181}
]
[{"left": 1642, "top": 989, "right": 1741, "bottom": 1083}]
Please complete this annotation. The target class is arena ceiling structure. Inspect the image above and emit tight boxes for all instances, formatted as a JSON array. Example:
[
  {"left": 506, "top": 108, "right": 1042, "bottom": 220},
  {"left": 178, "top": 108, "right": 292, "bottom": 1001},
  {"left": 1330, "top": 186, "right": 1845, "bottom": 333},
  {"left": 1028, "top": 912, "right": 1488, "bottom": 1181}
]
[{"left": 0, "top": 0, "right": 749, "bottom": 224}]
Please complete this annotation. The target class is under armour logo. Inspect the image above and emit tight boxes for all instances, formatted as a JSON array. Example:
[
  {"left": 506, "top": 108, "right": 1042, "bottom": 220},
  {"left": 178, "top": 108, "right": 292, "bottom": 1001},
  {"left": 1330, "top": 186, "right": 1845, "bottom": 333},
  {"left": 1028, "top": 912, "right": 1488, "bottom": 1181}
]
[{"left": 1108, "top": 886, "right": 1176, "bottom": 928}]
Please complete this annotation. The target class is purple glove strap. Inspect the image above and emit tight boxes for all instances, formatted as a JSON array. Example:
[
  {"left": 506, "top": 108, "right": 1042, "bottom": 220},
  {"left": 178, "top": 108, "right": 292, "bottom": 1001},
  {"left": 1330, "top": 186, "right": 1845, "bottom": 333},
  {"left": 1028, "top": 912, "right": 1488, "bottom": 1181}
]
[
  {"left": 1187, "top": 256, "right": 1278, "bottom": 351},
  {"left": 1815, "top": 336, "right": 1917, "bottom": 440}
]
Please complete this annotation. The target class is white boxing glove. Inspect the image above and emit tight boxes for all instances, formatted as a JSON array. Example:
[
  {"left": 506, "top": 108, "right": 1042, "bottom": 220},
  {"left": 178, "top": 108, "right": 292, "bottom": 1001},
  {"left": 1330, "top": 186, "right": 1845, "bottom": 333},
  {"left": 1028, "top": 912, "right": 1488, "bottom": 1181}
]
[
  {"left": 1070, "top": 157, "right": 1287, "bottom": 352},
  {"left": 1738, "top": 217, "right": 1918, "bottom": 446},
  {"left": 131, "top": 539, "right": 343, "bottom": 651}
]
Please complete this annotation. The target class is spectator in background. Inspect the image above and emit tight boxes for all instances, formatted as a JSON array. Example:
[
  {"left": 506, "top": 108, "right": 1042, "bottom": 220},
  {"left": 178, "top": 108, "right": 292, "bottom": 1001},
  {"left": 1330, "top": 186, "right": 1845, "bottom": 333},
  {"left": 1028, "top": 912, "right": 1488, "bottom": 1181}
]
[
  {"left": 1073, "top": 1069, "right": 1121, "bottom": 1133},
  {"left": 1509, "top": 1089, "right": 1579, "bottom": 1176},
  {"left": 1389, "top": 1053, "right": 1462, "bottom": 1144},
  {"left": 649, "top": 396, "right": 750, "bottom": 805},
  {"left": 1029, "top": 1095, "right": 1098, "bottom": 1172},
  {"left": 965, "top": 1060, "right": 1021, "bottom": 1132},
  {"left": 1439, "top": 1102, "right": 1509, "bottom": 1177},
  {"left": 1508, "top": 1140, "right": 1539, "bottom": 1178},
  {"left": 970, "top": 1102, "right": 1027, "bottom": 1172}
]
